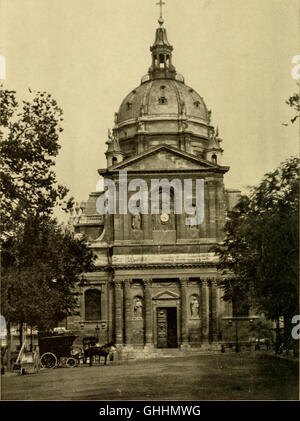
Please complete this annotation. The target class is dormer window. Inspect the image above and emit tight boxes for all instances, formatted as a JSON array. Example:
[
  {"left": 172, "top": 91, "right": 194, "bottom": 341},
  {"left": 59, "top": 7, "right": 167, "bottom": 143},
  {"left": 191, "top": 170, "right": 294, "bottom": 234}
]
[
  {"left": 159, "top": 96, "right": 168, "bottom": 105},
  {"left": 159, "top": 85, "right": 167, "bottom": 104},
  {"left": 126, "top": 102, "right": 132, "bottom": 110}
]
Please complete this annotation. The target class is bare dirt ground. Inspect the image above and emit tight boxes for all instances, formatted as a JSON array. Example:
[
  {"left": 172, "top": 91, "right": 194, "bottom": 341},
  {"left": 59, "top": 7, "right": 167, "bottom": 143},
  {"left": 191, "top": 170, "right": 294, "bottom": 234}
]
[{"left": 1, "top": 352, "right": 298, "bottom": 401}]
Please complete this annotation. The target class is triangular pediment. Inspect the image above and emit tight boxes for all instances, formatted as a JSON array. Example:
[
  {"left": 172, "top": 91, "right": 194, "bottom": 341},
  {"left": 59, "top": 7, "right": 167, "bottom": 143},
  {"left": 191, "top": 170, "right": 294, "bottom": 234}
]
[
  {"left": 152, "top": 290, "right": 179, "bottom": 300},
  {"left": 107, "top": 145, "right": 220, "bottom": 172}
]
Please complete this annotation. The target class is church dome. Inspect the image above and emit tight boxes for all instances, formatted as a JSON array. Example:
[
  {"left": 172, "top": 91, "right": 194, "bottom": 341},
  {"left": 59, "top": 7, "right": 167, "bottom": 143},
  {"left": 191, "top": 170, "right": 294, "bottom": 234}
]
[
  {"left": 106, "top": 15, "right": 222, "bottom": 162},
  {"left": 117, "top": 79, "right": 209, "bottom": 125}
]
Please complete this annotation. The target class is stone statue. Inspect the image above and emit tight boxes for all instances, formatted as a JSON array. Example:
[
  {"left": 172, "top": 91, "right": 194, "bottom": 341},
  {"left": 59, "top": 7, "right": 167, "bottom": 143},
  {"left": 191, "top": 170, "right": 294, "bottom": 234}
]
[
  {"left": 139, "top": 103, "right": 146, "bottom": 116},
  {"left": 133, "top": 297, "right": 143, "bottom": 318},
  {"left": 114, "top": 112, "right": 118, "bottom": 125},
  {"left": 137, "top": 120, "right": 145, "bottom": 132},
  {"left": 132, "top": 214, "right": 142, "bottom": 230},
  {"left": 207, "top": 110, "right": 212, "bottom": 124},
  {"left": 190, "top": 296, "right": 200, "bottom": 318}
]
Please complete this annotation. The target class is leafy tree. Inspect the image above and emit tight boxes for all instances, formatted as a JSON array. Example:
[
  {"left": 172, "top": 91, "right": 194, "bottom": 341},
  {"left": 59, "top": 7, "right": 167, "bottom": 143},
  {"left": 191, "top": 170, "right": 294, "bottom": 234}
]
[
  {"left": 213, "top": 157, "right": 299, "bottom": 347},
  {"left": 0, "top": 87, "right": 95, "bottom": 359},
  {"left": 285, "top": 82, "right": 300, "bottom": 124},
  {"left": 1, "top": 215, "right": 95, "bottom": 332},
  {"left": 0, "top": 87, "right": 73, "bottom": 239}
]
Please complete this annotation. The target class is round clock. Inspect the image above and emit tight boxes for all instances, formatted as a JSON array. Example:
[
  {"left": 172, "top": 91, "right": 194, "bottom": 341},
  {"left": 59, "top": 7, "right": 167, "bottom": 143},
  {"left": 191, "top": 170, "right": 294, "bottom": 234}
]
[{"left": 160, "top": 213, "right": 169, "bottom": 223}]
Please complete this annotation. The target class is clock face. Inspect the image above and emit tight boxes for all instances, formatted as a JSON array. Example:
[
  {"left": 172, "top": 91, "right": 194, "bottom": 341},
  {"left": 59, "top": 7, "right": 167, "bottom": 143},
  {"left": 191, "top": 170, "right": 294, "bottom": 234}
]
[{"left": 160, "top": 213, "right": 169, "bottom": 223}]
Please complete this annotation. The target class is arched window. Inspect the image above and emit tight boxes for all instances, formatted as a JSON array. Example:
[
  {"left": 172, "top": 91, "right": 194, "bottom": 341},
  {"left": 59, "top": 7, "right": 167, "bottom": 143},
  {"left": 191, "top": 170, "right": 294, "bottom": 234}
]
[
  {"left": 159, "top": 85, "right": 167, "bottom": 104},
  {"left": 212, "top": 154, "right": 217, "bottom": 164},
  {"left": 85, "top": 289, "right": 101, "bottom": 321},
  {"left": 112, "top": 157, "right": 118, "bottom": 165}
]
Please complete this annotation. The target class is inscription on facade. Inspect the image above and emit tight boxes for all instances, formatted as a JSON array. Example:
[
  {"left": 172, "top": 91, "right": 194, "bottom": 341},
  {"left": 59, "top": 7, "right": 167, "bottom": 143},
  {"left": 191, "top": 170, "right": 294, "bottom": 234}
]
[{"left": 112, "top": 253, "right": 218, "bottom": 265}]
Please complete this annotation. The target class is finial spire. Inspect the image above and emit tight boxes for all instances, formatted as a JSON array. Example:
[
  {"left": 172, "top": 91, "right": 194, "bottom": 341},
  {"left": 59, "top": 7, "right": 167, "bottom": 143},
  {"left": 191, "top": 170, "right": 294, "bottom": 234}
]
[{"left": 156, "top": 0, "right": 166, "bottom": 26}]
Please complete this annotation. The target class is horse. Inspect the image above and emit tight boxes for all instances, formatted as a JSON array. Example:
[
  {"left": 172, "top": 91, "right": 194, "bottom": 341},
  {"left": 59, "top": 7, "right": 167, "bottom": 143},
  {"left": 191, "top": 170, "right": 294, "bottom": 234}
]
[
  {"left": 83, "top": 342, "right": 117, "bottom": 366},
  {"left": 82, "top": 336, "right": 98, "bottom": 348}
]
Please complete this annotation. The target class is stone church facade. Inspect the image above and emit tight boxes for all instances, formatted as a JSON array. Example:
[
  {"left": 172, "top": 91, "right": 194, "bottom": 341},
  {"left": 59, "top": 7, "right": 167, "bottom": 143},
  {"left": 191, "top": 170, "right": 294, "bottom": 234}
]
[{"left": 68, "top": 15, "right": 256, "bottom": 355}]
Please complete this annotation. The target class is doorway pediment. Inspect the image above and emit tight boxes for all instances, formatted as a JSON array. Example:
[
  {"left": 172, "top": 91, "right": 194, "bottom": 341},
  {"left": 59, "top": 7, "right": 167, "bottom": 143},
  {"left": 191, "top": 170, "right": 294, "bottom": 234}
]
[{"left": 152, "top": 290, "right": 179, "bottom": 300}]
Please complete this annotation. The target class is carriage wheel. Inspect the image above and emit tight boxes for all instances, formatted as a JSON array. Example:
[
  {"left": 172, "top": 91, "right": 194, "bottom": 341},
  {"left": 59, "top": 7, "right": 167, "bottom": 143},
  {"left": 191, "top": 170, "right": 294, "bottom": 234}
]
[
  {"left": 66, "top": 357, "right": 78, "bottom": 368},
  {"left": 41, "top": 352, "right": 57, "bottom": 369}
]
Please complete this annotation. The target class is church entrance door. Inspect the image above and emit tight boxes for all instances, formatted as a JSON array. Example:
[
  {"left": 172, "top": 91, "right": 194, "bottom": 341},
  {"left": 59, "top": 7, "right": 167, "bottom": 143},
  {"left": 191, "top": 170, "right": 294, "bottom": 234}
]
[{"left": 156, "top": 307, "right": 178, "bottom": 348}]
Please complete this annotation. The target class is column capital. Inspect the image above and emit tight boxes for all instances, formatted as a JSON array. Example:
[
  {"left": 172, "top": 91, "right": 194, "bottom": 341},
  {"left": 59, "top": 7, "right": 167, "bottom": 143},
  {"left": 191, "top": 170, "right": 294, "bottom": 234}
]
[
  {"left": 179, "top": 277, "right": 189, "bottom": 287},
  {"left": 201, "top": 278, "right": 209, "bottom": 286},
  {"left": 143, "top": 278, "right": 152, "bottom": 287},
  {"left": 123, "top": 279, "right": 132, "bottom": 286},
  {"left": 114, "top": 280, "right": 123, "bottom": 289},
  {"left": 206, "top": 178, "right": 216, "bottom": 185}
]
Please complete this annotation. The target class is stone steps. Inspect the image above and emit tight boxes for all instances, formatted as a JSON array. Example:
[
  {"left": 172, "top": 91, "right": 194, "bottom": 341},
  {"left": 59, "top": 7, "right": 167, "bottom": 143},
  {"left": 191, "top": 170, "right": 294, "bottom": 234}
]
[{"left": 116, "top": 343, "right": 223, "bottom": 361}]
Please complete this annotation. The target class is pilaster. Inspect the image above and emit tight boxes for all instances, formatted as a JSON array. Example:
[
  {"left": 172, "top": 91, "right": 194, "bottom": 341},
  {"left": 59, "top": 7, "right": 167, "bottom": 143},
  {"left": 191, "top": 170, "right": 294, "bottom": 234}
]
[
  {"left": 114, "top": 280, "right": 123, "bottom": 345},
  {"left": 124, "top": 279, "right": 133, "bottom": 345},
  {"left": 143, "top": 278, "right": 153, "bottom": 346},
  {"left": 179, "top": 278, "right": 189, "bottom": 347},
  {"left": 201, "top": 279, "right": 210, "bottom": 341}
]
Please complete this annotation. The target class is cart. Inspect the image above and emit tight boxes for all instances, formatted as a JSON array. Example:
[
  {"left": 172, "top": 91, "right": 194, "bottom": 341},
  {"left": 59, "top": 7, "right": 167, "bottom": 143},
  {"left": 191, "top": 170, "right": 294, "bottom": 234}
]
[
  {"left": 38, "top": 332, "right": 80, "bottom": 369},
  {"left": 13, "top": 338, "right": 40, "bottom": 375}
]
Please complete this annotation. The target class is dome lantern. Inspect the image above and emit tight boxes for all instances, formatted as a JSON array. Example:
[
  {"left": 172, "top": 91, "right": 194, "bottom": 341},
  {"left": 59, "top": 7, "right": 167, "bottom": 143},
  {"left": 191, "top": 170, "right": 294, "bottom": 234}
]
[{"left": 148, "top": 1, "right": 176, "bottom": 80}]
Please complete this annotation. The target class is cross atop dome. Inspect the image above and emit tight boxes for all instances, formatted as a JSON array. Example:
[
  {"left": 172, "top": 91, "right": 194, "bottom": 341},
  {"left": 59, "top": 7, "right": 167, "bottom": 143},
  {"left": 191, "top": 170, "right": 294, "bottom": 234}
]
[{"left": 156, "top": 0, "right": 166, "bottom": 26}]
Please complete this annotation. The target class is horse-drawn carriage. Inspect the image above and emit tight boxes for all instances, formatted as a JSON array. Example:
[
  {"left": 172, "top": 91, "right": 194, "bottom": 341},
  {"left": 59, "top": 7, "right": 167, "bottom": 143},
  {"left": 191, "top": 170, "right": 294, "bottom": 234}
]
[
  {"left": 82, "top": 336, "right": 117, "bottom": 366},
  {"left": 38, "top": 332, "right": 80, "bottom": 369}
]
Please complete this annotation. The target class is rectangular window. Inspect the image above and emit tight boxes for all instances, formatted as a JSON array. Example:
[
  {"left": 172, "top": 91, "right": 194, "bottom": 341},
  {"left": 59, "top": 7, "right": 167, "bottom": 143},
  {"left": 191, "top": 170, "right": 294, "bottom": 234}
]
[{"left": 85, "top": 289, "right": 101, "bottom": 321}]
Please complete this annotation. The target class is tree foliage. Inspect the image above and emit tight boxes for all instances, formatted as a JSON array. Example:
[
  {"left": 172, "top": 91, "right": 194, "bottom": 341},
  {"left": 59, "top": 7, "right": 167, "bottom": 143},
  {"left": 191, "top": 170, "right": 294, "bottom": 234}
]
[
  {"left": 0, "top": 87, "right": 95, "bottom": 333},
  {"left": 286, "top": 82, "right": 300, "bottom": 124},
  {"left": 1, "top": 215, "right": 95, "bottom": 331},
  {"left": 213, "top": 157, "right": 299, "bottom": 339},
  {"left": 0, "top": 87, "right": 73, "bottom": 238}
]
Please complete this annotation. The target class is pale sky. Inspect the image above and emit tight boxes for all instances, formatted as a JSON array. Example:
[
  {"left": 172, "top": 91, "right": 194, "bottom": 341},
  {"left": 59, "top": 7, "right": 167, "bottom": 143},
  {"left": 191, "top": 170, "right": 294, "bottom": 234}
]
[{"left": 1, "top": 0, "right": 299, "bottom": 218}]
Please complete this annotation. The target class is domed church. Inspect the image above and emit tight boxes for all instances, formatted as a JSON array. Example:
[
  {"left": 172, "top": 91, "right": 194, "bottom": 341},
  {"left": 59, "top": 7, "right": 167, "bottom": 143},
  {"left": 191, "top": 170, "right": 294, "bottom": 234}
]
[{"left": 69, "top": 5, "right": 253, "bottom": 356}]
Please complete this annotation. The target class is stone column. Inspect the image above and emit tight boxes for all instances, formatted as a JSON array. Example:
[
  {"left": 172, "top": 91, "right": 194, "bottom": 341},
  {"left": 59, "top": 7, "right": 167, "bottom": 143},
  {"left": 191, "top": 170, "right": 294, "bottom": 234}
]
[
  {"left": 211, "top": 280, "right": 218, "bottom": 341},
  {"left": 107, "top": 280, "right": 113, "bottom": 343},
  {"left": 201, "top": 279, "right": 209, "bottom": 341},
  {"left": 180, "top": 278, "right": 189, "bottom": 347},
  {"left": 143, "top": 279, "right": 153, "bottom": 347},
  {"left": 124, "top": 279, "right": 133, "bottom": 346},
  {"left": 114, "top": 280, "right": 123, "bottom": 345}
]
